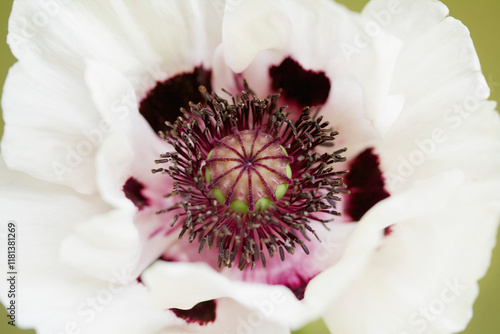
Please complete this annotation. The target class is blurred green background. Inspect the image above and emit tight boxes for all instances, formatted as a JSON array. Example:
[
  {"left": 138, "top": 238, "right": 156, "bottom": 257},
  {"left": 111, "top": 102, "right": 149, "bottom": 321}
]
[{"left": 0, "top": 0, "right": 499, "bottom": 333}]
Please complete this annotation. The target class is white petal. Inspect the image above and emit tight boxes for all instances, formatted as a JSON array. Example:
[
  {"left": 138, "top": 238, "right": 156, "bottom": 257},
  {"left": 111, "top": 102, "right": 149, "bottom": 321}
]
[
  {"left": 3, "top": 0, "right": 223, "bottom": 193},
  {"left": 222, "top": 0, "right": 384, "bottom": 73},
  {"left": 7, "top": 0, "right": 223, "bottom": 95},
  {"left": 355, "top": 0, "right": 500, "bottom": 191},
  {"left": 77, "top": 283, "right": 174, "bottom": 334},
  {"left": 84, "top": 60, "right": 168, "bottom": 208},
  {"left": 362, "top": 0, "right": 449, "bottom": 43},
  {"left": 307, "top": 0, "right": 450, "bottom": 141},
  {"left": 142, "top": 261, "right": 318, "bottom": 330},
  {"left": 305, "top": 171, "right": 472, "bottom": 314},
  {"left": 222, "top": 0, "right": 290, "bottom": 73},
  {"left": 376, "top": 93, "right": 405, "bottom": 136},
  {"left": 322, "top": 77, "right": 379, "bottom": 159},
  {"left": 1, "top": 61, "right": 101, "bottom": 193},
  {"left": 381, "top": 89, "right": 500, "bottom": 193},
  {"left": 323, "top": 178, "right": 500, "bottom": 334},
  {"left": 348, "top": 32, "right": 403, "bottom": 137},
  {"left": 89, "top": 60, "right": 181, "bottom": 269},
  {"left": 318, "top": 2, "right": 500, "bottom": 332},
  {"left": 84, "top": 59, "right": 139, "bottom": 207},
  {"left": 222, "top": 0, "right": 404, "bottom": 140},
  {"left": 60, "top": 61, "right": 177, "bottom": 282},
  {"left": 60, "top": 209, "right": 140, "bottom": 282},
  {"left": 165, "top": 298, "right": 291, "bottom": 334},
  {"left": 362, "top": 0, "right": 491, "bottom": 162},
  {"left": 115, "top": 0, "right": 224, "bottom": 76},
  {"left": 0, "top": 158, "right": 182, "bottom": 334},
  {"left": 8, "top": 1, "right": 154, "bottom": 69}
]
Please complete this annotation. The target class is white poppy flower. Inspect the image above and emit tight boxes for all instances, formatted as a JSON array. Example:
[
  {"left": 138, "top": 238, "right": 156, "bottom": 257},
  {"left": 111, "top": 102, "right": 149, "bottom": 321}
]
[{"left": 1, "top": 0, "right": 500, "bottom": 334}]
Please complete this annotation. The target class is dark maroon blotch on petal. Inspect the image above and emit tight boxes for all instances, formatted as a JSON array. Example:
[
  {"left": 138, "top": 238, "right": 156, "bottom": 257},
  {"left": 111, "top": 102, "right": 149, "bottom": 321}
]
[
  {"left": 285, "top": 278, "right": 310, "bottom": 301},
  {"left": 277, "top": 272, "right": 316, "bottom": 301},
  {"left": 160, "top": 255, "right": 177, "bottom": 262},
  {"left": 139, "top": 66, "right": 212, "bottom": 133},
  {"left": 123, "top": 177, "right": 150, "bottom": 210},
  {"left": 171, "top": 300, "right": 217, "bottom": 325},
  {"left": 269, "top": 57, "right": 331, "bottom": 107},
  {"left": 345, "top": 148, "right": 390, "bottom": 222}
]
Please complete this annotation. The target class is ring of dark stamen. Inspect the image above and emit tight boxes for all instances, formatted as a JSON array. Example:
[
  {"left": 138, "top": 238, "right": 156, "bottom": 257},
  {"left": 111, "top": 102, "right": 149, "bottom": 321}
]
[{"left": 153, "top": 83, "right": 347, "bottom": 270}]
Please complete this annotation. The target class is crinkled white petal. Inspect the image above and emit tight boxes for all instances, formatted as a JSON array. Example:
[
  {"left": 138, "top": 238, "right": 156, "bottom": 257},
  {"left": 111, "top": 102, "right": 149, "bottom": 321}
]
[
  {"left": 84, "top": 59, "right": 141, "bottom": 208},
  {"left": 2, "top": 163, "right": 280, "bottom": 334},
  {"left": 363, "top": 0, "right": 500, "bottom": 192},
  {"left": 142, "top": 261, "right": 317, "bottom": 330},
  {"left": 323, "top": 178, "right": 500, "bottom": 334},
  {"left": 0, "top": 158, "right": 175, "bottom": 334},
  {"left": 382, "top": 100, "right": 500, "bottom": 192},
  {"left": 1, "top": 61, "right": 101, "bottom": 193},
  {"left": 3, "top": 1, "right": 500, "bottom": 334},
  {"left": 348, "top": 31, "right": 403, "bottom": 137},
  {"left": 8, "top": 1, "right": 155, "bottom": 72},
  {"left": 115, "top": 0, "right": 224, "bottom": 92},
  {"left": 3, "top": 0, "right": 224, "bottom": 193},
  {"left": 322, "top": 78, "right": 379, "bottom": 161},
  {"left": 362, "top": 0, "right": 450, "bottom": 43},
  {"left": 7, "top": 0, "right": 223, "bottom": 89},
  {"left": 222, "top": 0, "right": 290, "bottom": 73},
  {"left": 84, "top": 60, "right": 169, "bottom": 209},
  {"left": 305, "top": 171, "right": 474, "bottom": 311},
  {"left": 222, "top": 0, "right": 404, "bottom": 141},
  {"left": 60, "top": 208, "right": 140, "bottom": 282},
  {"left": 60, "top": 61, "right": 176, "bottom": 282},
  {"left": 316, "top": 1, "right": 500, "bottom": 332},
  {"left": 164, "top": 298, "right": 291, "bottom": 334},
  {"left": 223, "top": 0, "right": 372, "bottom": 73}
]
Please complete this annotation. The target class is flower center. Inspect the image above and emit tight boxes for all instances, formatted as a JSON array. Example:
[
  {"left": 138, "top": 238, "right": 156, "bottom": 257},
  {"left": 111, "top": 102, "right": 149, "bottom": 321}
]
[
  {"left": 205, "top": 128, "right": 292, "bottom": 213},
  {"left": 153, "top": 85, "right": 347, "bottom": 270}
]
